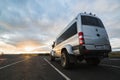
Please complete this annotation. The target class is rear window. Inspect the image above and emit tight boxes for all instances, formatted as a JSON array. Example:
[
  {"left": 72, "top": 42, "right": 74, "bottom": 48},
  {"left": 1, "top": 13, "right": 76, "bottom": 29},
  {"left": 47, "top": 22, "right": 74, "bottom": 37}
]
[{"left": 81, "top": 15, "right": 104, "bottom": 27}]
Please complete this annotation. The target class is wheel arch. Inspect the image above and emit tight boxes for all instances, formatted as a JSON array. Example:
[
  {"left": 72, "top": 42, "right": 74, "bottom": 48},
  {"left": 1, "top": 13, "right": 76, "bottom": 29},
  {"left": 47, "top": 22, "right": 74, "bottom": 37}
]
[{"left": 61, "top": 44, "right": 73, "bottom": 55}]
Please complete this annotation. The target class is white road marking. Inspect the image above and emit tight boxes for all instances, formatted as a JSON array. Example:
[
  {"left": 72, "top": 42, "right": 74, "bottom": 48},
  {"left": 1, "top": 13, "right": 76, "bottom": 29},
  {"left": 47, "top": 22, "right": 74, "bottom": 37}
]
[
  {"left": 0, "top": 59, "right": 28, "bottom": 70},
  {"left": 101, "top": 64, "right": 120, "bottom": 69},
  {"left": 44, "top": 58, "right": 71, "bottom": 80}
]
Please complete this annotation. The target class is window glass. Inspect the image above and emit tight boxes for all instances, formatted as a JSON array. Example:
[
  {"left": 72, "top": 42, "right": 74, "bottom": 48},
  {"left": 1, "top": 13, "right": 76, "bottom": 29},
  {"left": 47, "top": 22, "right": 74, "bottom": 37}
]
[
  {"left": 81, "top": 16, "right": 104, "bottom": 27},
  {"left": 56, "top": 22, "right": 77, "bottom": 45}
]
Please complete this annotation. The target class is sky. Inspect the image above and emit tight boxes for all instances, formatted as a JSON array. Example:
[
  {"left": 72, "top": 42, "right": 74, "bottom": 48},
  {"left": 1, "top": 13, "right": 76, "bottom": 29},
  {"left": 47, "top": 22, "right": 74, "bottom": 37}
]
[{"left": 0, "top": 0, "right": 120, "bottom": 53}]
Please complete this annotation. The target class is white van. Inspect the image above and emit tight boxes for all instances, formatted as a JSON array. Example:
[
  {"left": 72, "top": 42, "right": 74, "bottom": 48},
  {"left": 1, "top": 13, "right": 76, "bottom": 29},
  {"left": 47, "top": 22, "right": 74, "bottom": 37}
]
[{"left": 50, "top": 12, "right": 111, "bottom": 69}]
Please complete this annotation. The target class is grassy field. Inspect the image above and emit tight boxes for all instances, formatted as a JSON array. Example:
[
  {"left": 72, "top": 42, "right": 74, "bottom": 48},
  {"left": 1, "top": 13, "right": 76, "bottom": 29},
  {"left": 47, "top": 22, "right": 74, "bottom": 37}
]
[{"left": 109, "top": 51, "right": 120, "bottom": 58}]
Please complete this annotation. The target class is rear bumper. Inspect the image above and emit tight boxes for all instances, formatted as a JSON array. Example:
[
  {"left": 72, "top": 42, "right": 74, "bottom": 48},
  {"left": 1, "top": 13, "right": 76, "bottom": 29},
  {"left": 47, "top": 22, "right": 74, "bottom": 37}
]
[
  {"left": 80, "top": 45, "right": 111, "bottom": 53},
  {"left": 79, "top": 45, "right": 111, "bottom": 58}
]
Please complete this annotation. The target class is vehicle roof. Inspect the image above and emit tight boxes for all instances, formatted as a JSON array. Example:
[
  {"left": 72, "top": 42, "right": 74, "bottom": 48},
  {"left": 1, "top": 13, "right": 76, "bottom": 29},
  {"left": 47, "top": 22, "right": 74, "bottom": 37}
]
[{"left": 79, "top": 12, "right": 99, "bottom": 19}]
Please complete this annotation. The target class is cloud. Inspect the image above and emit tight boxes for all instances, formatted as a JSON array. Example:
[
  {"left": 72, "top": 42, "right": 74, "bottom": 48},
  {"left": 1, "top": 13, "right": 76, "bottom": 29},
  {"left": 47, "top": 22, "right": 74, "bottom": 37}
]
[
  {"left": 0, "top": 0, "right": 120, "bottom": 53},
  {"left": 92, "top": 0, "right": 120, "bottom": 13},
  {"left": 0, "top": 41, "right": 17, "bottom": 53},
  {"left": 110, "top": 38, "right": 120, "bottom": 50}
]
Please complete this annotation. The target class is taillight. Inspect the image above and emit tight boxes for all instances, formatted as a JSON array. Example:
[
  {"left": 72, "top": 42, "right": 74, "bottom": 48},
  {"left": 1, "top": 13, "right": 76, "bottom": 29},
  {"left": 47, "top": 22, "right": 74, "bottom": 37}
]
[{"left": 78, "top": 32, "right": 85, "bottom": 45}]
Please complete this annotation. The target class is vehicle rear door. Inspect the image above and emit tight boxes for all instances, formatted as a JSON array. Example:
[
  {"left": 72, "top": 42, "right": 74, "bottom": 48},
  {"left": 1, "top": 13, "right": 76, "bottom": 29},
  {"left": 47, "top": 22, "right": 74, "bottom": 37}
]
[{"left": 81, "top": 15, "right": 110, "bottom": 50}]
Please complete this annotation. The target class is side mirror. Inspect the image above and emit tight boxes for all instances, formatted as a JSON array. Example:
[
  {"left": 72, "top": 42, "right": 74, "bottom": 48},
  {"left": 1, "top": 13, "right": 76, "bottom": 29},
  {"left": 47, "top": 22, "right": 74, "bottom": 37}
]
[
  {"left": 52, "top": 44, "right": 54, "bottom": 48},
  {"left": 52, "top": 42, "right": 55, "bottom": 49}
]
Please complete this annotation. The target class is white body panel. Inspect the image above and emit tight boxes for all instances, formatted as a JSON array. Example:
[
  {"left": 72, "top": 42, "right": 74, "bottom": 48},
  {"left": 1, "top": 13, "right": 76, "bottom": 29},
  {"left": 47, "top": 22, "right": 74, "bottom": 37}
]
[
  {"left": 82, "top": 25, "right": 110, "bottom": 50},
  {"left": 54, "top": 34, "right": 79, "bottom": 57}
]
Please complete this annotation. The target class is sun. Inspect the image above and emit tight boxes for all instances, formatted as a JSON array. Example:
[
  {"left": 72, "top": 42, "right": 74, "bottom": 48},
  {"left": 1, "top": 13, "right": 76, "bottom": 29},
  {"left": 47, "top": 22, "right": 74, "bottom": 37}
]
[{"left": 24, "top": 47, "right": 34, "bottom": 52}]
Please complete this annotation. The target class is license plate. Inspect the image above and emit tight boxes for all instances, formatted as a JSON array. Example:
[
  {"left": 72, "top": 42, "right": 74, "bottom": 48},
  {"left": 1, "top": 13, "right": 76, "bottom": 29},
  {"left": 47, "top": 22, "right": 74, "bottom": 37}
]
[{"left": 95, "top": 45, "right": 103, "bottom": 49}]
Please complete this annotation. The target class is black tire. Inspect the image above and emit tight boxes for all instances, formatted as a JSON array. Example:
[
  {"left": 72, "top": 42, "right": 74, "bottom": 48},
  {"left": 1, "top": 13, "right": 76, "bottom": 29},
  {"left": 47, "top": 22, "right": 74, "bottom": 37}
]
[
  {"left": 61, "top": 50, "right": 70, "bottom": 69},
  {"left": 85, "top": 58, "right": 100, "bottom": 66},
  {"left": 50, "top": 54, "right": 55, "bottom": 61}
]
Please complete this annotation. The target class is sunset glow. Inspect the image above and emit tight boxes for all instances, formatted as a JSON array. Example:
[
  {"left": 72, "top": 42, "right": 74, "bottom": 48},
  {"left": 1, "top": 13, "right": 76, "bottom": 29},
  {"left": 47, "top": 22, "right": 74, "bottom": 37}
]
[
  {"left": 24, "top": 46, "right": 34, "bottom": 52},
  {"left": 15, "top": 40, "right": 49, "bottom": 53}
]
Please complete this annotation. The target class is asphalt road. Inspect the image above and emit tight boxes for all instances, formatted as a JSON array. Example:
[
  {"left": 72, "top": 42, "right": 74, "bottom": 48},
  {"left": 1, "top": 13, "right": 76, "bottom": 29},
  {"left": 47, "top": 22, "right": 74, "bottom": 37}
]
[{"left": 0, "top": 54, "right": 120, "bottom": 80}]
